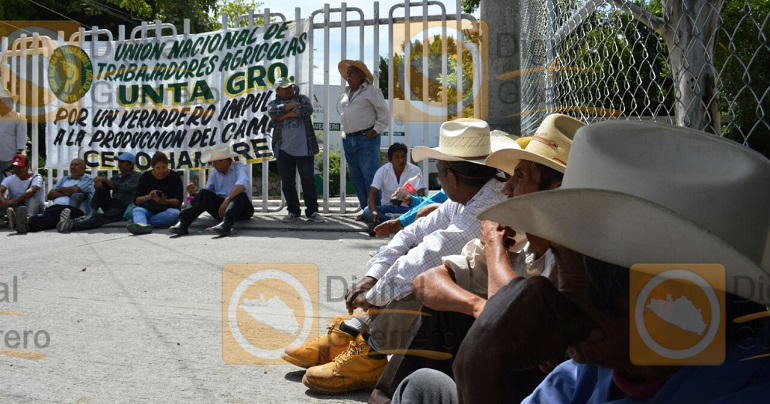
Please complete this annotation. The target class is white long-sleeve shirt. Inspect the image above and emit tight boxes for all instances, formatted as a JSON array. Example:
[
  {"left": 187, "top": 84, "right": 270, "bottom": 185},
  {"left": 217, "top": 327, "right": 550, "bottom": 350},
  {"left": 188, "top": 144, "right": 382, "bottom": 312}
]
[
  {"left": 339, "top": 81, "right": 389, "bottom": 135},
  {"left": 365, "top": 178, "right": 507, "bottom": 306},
  {"left": 0, "top": 110, "right": 27, "bottom": 161}
]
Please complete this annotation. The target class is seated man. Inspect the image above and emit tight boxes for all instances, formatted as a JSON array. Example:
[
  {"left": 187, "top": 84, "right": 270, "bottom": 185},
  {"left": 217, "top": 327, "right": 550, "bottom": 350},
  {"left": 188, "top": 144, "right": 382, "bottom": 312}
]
[
  {"left": 57, "top": 152, "right": 140, "bottom": 233},
  {"left": 19, "top": 157, "right": 93, "bottom": 234},
  {"left": 396, "top": 121, "right": 770, "bottom": 403},
  {"left": 373, "top": 190, "right": 448, "bottom": 238},
  {"left": 170, "top": 145, "right": 254, "bottom": 236},
  {"left": 363, "top": 142, "right": 426, "bottom": 226},
  {"left": 2, "top": 153, "right": 44, "bottom": 230},
  {"left": 282, "top": 119, "right": 518, "bottom": 395},
  {"left": 370, "top": 114, "right": 584, "bottom": 402}
]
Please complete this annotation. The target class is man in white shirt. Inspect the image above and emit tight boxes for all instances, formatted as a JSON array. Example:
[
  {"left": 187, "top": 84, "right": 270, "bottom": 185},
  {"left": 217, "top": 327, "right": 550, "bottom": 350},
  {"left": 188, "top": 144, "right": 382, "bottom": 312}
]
[
  {"left": 364, "top": 142, "right": 426, "bottom": 227},
  {"left": 1, "top": 154, "right": 44, "bottom": 226},
  {"left": 337, "top": 60, "right": 390, "bottom": 210},
  {"left": 285, "top": 119, "right": 519, "bottom": 395},
  {"left": 0, "top": 94, "right": 27, "bottom": 178},
  {"left": 170, "top": 145, "right": 254, "bottom": 236}
]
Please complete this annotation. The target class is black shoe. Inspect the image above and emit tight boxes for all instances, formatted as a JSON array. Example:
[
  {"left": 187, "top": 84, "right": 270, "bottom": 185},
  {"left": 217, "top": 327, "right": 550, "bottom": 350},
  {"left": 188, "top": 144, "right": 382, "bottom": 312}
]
[
  {"left": 168, "top": 221, "right": 190, "bottom": 235},
  {"left": 211, "top": 220, "right": 232, "bottom": 236}
]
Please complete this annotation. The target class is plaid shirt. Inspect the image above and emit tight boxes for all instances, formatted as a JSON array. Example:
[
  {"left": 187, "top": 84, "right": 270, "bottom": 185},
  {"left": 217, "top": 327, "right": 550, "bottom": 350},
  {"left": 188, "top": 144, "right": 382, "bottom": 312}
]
[{"left": 365, "top": 178, "right": 507, "bottom": 307}]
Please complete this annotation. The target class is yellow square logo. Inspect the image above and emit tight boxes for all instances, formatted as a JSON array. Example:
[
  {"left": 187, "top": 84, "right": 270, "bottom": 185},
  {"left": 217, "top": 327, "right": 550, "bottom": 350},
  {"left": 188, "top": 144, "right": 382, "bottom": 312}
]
[
  {"left": 222, "top": 264, "right": 319, "bottom": 365},
  {"left": 630, "top": 264, "right": 725, "bottom": 365},
  {"left": 390, "top": 20, "right": 488, "bottom": 122}
]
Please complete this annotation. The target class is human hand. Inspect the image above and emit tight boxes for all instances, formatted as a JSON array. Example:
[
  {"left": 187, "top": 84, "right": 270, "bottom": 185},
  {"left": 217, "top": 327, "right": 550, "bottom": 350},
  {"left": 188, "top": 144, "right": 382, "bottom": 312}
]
[
  {"left": 150, "top": 190, "right": 162, "bottom": 203},
  {"left": 374, "top": 219, "right": 402, "bottom": 237},
  {"left": 218, "top": 199, "right": 230, "bottom": 218},
  {"left": 344, "top": 276, "right": 378, "bottom": 315},
  {"left": 186, "top": 182, "right": 197, "bottom": 195},
  {"left": 369, "top": 211, "right": 380, "bottom": 224},
  {"left": 480, "top": 220, "right": 514, "bottom": 250},
  {"left": 285, "top": 102, "right": 301, "bottom": 111},
  {"left": 364, "top": 129, "right": 378, "bottom": 138}
]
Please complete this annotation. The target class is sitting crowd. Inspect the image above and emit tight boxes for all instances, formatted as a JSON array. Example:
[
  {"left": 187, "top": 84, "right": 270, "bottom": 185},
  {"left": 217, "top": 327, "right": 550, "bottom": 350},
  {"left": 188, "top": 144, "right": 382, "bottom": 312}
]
[{"left": 3, "top": 110, "right": 769, "bottom": 402}]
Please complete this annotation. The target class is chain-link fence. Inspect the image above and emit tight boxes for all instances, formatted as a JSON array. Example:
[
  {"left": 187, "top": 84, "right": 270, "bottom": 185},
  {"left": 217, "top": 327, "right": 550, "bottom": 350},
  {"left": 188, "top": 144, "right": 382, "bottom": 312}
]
[{"left": 519, "top": 0, "right": 768, "bottom": 157}]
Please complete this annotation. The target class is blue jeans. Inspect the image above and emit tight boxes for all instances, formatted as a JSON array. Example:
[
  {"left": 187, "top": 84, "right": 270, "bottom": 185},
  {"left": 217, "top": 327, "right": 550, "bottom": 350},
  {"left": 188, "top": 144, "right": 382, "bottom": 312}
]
[
  {"left": 132, "top": 206, "right": 180, "bottom": 227},
  {"left": 362, "top": 204, "right": 411, "bottom": 224},
  {"left": 342, "top": 134, "right": 381, "bottom": 208}
]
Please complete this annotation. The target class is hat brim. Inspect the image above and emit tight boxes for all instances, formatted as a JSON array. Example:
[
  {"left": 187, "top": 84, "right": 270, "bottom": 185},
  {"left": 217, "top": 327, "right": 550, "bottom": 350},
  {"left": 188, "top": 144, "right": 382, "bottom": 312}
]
[
  {"left": 478, "top": 188, "right": 770, "bottom": 304},
  {"left": 338, "top": 60, "right": 374, "bottom": 83},
  {"left": 485, "top": 148, "right": 567, "bottom": 174},
  {"left": 412, "top": 135, "right": 519, "bottom": 164}
]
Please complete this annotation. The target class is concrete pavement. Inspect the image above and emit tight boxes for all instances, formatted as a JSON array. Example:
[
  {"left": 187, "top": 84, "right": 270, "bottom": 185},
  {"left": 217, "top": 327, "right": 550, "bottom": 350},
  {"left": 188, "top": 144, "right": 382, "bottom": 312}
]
[{"left": 0, "top": 213, "right": 391, "bottom": 403}]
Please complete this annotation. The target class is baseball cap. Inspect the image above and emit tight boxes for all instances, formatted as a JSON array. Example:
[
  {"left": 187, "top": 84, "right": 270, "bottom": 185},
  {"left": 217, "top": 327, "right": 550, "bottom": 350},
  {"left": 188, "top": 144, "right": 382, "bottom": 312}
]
[
  {"left": 117, "top": 152, "right": 136, "bottom": 164},
  {"left": 11, "top": 154, "right": 27, "bottom": 166},
  {"left": 274, "top": 77, "right": 294, "bottom": 89}
]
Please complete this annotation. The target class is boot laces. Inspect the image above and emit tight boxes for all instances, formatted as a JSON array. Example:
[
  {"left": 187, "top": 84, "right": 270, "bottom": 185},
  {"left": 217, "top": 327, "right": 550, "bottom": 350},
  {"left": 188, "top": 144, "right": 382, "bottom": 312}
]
[{"left": 333, "top": 340, "right": 366, "bottom": 366}]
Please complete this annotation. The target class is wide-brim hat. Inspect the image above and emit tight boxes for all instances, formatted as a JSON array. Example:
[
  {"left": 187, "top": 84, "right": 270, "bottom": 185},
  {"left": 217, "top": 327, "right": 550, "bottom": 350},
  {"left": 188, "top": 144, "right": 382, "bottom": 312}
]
[
  {"left": 478, "top": 120, "right": 770, "bottom": 304},
  {"left": 274, "top": 77, "right": 294, "bottom": 89},
  {"left": 412, "top": 119, "right": 520, "bottom": 165},
  {"left": 201, "top": 145, "right": 237, "bottom": 163},
  {"left": 338, "top": 60, "right": 374, "bottom": 83},
  {"left": 485, "top": 114, "right": 584, "bottom": 174}
]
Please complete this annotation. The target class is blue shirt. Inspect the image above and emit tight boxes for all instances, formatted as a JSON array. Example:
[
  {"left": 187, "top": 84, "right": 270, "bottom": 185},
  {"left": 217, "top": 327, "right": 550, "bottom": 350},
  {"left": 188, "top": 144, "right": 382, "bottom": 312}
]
[
  {"left": 524, "top": 345, "right": 770, "bottom": 403},
  {"left": 206, "top": 162, "right": 251, "bottom": 200},
  {"left": 398, "top": 190, "right": 448, "bottom": 227}
]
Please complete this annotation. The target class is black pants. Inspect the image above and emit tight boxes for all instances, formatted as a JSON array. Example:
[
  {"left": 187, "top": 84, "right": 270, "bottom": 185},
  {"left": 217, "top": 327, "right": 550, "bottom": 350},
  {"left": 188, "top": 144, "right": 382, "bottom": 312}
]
[
  {"left": 370, "top": 306, "right": 546, "bottom": 404},
  {"left": 276, "top": 150, "right": 318, "bottom": 217},
  {"left": 179, "top": 189, "right": 254, "bottom": 224},
  {"left": 72, "top": 186, "right": 127, "bottom": 231},
  {"left": 28, "top": 204, "right": 84, "bottom": 232}
]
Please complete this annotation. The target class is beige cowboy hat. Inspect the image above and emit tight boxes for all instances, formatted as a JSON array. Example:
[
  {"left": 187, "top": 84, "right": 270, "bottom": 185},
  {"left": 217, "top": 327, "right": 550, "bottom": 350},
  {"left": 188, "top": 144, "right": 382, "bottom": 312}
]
[
  {"left": 478, "top": 120, "right": 770, "bottom": 304},
  {"left": 201, "top": 144, "right": 237, "bottom": 163},
  {"left": 485, "top": 113, "right": 584, "bottom": 175},
  {"left": 411, "top": 118, "right": 520, "bottom": 164},
  {"left": 338, "top": 59, "right": 374, "bottom": 83}
]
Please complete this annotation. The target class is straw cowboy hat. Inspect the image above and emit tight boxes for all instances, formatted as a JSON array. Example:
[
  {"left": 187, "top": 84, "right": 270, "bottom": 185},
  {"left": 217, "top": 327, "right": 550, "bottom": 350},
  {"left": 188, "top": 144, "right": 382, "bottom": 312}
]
[
  {"left": 201, "top": 144, "right": 238, "bottom": 163},
  {"left": 411, "top": 118, "right": 519, "bottom": 164},
  {"left": 485, "top": 113, "right": 585, "bottom": 175},
  {"left": 338, "top": 60, "right": 374, "bottom": 83},
  {"left": 478, "top": 120, "right": 770, "bottom": 304}
]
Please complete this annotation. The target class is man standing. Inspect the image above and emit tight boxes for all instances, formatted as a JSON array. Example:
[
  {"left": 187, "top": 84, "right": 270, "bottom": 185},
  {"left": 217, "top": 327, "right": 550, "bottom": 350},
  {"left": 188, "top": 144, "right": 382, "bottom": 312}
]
[
  {"left": 19, "top": 157, "right": 93, "bottom": 234},
  {"left": 57, "top": 152, "right": 140, "bottom": 232},
  {"left": 2, "top": 154, "right": 44, "bottom": 230},
  {"left": 338, "top": 60, "right": 389, "bottom": 210},
  {"left": 169, "top": 145, "right": 254, "bottom": 236},
  {"left": 267, "top": 76, "right": 324, "bottom": 223},
  {"left": 0, "top": 92, "right": 26, "bottom": 177}
]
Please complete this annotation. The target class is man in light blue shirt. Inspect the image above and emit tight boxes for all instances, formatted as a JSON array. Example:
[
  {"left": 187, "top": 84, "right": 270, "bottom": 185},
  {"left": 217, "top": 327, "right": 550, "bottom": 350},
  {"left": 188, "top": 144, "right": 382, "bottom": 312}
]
[{"left": 170, "top": 145, "right": 253, "bottom": 236}]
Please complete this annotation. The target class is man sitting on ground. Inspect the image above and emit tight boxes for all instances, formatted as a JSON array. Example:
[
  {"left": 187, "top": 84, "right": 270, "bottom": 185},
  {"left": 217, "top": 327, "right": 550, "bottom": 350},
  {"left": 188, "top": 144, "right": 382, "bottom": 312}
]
[
  {"left": 369, "top": 114, "right": 584, "bottom": 403},
  {"left": 18, "top": 157, "right": 93, "bottom": 233},
  {"left": 2, "top": 153, "right": 44, "bottom": 231},
  {"left": 170, "top": 145, "right": 254, "bottom": 236},
  {"left": 364, "top": 142, "right": 426, "bottom": 227},
  {"left": 57, "top": 152, "right": 140, "bottom": 233},
  {"left": 282, "top": 119, "right": 518, "bottom": 395}
]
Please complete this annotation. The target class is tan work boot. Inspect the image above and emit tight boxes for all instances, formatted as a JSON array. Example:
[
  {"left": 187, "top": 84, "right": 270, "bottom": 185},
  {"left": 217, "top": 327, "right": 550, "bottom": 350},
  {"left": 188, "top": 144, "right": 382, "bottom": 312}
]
[
  {"left": 302, "top": 334, "right": 387, "bottom": 395},
  {"left": 281, "top": 316, "right": 355, "bottom": 368}
]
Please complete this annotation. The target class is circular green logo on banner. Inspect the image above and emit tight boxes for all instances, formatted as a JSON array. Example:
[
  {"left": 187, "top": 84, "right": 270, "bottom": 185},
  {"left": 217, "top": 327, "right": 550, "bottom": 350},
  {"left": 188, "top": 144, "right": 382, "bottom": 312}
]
[{"left": 48, "top": 45, "right": 93, "bottom": 103}]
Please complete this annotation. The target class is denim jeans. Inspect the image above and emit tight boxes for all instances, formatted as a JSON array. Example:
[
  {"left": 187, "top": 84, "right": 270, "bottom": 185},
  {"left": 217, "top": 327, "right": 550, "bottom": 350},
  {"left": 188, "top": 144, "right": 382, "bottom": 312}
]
[
  {"left": 362, "top": 204, "right": 411, "bottom": 224},
  {"left": 342, "top": 134, "right": 381, "bottom": 208},
  {"left": 132, "top": 206, "right": 180, "bottom": 227}
]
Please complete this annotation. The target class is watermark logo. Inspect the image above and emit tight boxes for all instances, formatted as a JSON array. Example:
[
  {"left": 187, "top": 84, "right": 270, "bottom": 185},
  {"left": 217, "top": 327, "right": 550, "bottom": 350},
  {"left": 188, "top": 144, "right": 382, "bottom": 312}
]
[
  {"left": 0, "top": 21, "right": 81, "bottom": 121},
  {"left": 391, "top": 20, "right": 488, "bottom": 121},
  {"left": 222, "top": 264, "right": 318, "bottom": 365},
  {"left": 630, "top": 264, "right": 725, "bottom": 365},
  {"left": 0, "top": 275, "right": 50, "bottom": 360}
]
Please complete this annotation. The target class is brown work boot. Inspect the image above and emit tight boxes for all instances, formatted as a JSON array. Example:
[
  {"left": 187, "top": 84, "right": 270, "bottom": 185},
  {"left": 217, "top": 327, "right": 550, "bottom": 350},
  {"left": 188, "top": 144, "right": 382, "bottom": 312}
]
[
  {"left": 281, "top": 316, "right": 355, "bottom": 368},
  {"left": 302, "top": 334, "right": 387, "bottom": 395}
]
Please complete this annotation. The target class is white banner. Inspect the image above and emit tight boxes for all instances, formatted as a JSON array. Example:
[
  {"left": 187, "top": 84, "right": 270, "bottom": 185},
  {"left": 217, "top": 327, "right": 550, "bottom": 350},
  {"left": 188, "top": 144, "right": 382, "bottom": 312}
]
[{"left": 45, "top": 20, "right": 311, "bottom": 170}]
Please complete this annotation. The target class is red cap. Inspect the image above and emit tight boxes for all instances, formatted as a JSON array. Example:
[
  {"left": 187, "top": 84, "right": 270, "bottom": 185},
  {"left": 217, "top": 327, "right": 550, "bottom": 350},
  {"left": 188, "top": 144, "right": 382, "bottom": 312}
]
[{"left": 11, "top": 154, "right": 27, "bottom": 166}]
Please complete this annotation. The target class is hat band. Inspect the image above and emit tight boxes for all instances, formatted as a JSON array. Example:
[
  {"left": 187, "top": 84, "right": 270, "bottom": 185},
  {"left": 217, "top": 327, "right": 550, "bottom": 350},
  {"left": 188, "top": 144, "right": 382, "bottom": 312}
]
[{"left": 530, "top": 136, "right": 558, "bottom": 149}]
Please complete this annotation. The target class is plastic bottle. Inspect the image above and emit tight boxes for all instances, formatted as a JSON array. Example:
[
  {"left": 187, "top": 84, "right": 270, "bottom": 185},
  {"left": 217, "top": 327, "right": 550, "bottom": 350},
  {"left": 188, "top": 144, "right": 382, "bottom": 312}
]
[{"left": 390, "top": 173, "right": 422, "bottom": 206}]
